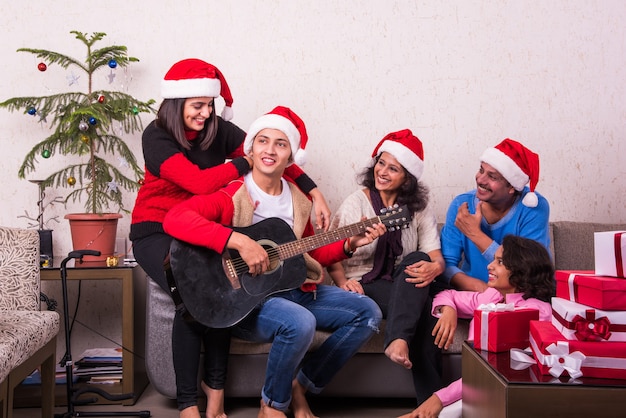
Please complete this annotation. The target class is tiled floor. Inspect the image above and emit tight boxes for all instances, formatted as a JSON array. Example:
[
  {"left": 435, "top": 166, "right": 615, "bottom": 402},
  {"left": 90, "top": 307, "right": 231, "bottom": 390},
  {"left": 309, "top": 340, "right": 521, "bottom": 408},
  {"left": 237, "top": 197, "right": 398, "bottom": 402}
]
[{"left": 12, "top": 383, "right": 417, "bottom": 417}]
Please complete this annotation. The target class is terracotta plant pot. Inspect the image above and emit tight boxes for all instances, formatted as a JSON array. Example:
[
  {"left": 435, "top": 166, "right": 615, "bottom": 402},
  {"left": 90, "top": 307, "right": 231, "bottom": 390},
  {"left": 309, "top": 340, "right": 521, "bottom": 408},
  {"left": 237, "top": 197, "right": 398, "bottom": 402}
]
[{"left": 64, "top": 213, "right": 123, "bottom": 266}]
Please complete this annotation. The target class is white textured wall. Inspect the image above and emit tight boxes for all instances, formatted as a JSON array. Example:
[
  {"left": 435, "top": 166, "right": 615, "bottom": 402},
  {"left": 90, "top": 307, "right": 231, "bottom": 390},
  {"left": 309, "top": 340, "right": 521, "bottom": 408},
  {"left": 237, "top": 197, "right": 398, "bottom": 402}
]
[{"left": 1, "top": 0, "right": 625, "bottom": 259}]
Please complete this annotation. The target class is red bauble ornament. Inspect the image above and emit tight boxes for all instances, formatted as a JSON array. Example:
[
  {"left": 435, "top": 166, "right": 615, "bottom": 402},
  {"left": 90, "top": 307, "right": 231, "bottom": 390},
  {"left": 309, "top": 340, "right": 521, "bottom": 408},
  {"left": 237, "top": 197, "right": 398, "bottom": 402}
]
[
  {"left": 98, "top": 95, "right": 105, "bottom": 103},
  {"left": 38, "top": 62, "right": 47, "bottom": 72},
  {"left": 138, "top": 179, "right": 145, "bottom": 186}
]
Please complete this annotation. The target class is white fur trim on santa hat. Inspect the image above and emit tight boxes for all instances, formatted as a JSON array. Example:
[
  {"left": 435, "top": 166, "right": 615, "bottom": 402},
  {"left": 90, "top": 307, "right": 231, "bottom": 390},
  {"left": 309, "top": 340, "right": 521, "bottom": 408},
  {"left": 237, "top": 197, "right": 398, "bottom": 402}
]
[
  {"left": 243, "top": 113, "right": 302, "bottom": 163},
  {"left": 480, "top": 147, "right": 529, "bottom": 191},
  {"left": 377, "top": 140, "right": 424, "bottom": 180},
  {"left": 161, "top": 78, "right": 221, "bottom": 99}
]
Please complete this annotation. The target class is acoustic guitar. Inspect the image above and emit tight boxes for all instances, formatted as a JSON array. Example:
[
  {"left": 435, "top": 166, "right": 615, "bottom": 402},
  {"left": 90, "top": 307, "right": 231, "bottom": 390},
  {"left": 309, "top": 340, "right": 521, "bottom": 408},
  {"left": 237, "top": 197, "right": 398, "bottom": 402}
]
[{"left": 169, "top": 205, "right": 410, "bottom": 328}]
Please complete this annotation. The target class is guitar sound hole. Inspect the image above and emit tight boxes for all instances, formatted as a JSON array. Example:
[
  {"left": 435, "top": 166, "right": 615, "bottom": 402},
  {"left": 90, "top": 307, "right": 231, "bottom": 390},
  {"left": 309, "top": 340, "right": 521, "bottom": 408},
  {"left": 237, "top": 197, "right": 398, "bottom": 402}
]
[{"left": 240, "top": 241, "right": 283, "bottom": 296}]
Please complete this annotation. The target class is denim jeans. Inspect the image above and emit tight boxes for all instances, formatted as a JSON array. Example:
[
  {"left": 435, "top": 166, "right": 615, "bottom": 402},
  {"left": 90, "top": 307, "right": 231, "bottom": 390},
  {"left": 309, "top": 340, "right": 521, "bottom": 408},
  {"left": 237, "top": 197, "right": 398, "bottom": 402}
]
[{"left": 232, "top": 284, "right": 382, "bottom": 412}]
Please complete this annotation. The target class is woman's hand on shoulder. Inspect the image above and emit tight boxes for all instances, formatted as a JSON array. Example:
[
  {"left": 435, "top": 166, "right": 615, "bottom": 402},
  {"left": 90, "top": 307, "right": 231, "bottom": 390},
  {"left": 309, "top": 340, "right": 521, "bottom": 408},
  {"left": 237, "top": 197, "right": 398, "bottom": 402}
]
[{"left": 309, "top": 188, "right": 331, "bottom": 231}]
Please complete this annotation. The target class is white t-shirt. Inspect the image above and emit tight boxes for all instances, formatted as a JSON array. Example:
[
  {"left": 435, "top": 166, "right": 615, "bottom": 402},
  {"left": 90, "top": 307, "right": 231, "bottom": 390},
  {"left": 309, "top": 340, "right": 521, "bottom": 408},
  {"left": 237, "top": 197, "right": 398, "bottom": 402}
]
[{"left": 244, "top": 172, "right": 294, "bottom": 228}]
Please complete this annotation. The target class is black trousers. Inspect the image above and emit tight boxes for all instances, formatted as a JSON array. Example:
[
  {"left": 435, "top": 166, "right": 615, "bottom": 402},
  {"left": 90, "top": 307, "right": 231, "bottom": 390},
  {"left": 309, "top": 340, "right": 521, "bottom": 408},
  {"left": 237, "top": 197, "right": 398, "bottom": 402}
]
[
  {"left": 132, "top": 233, "right": 230, "bottom": 410},
  {"left": 362, "top": 251, "right": 443, "bottom": 405}
]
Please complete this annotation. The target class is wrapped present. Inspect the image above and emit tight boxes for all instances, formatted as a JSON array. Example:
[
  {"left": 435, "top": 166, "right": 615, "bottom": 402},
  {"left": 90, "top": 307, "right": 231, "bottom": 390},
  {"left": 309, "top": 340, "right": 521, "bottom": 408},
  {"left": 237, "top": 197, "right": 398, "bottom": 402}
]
[
  {"left": 474, "top": 303, "right": 539, "bottom": 352},
  {"left": 555, "top": 270, "right": 626, "bottom": 310},
  {"left": 551, "top": 297, "right": 626, "bottom": 342},
  {"left": 594, "top": 230, "right": 626, "bottom": 278},
  {"left": 529, "top": 320, "right": 626, "bottom": 380}
]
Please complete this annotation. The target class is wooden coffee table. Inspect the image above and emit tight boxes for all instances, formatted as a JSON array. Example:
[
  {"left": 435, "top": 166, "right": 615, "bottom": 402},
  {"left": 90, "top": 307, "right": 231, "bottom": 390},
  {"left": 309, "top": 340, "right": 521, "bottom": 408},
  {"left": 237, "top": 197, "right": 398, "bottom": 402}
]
[{"left": 462, "top": 341, "right": 626, "bottom": 418}]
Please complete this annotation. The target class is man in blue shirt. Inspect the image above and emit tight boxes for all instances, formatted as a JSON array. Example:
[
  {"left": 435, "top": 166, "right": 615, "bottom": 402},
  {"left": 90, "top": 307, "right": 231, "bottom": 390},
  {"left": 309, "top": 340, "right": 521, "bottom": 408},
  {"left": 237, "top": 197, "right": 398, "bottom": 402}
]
[{"left": 440, "top": 138, "right": 550, "bottom": 292}]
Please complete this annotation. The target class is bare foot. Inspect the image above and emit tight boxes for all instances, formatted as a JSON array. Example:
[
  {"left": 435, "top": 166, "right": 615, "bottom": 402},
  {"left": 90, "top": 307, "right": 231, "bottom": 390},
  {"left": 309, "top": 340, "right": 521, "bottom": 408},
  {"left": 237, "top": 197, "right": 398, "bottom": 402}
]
[
  {"left": 385, "top": 339, "right": 413, "bottom": 369},
  {"left": 180, "top": 405, "right": 201, "bottom": 418},
  {"left": 291, "top": 380, "right": 319, "bottom": 418},
  {"left": 257, "top": 399, "right": 287, "bottom": 418},
  {"left": 201, "top": 381, "right": 227, "bottom": 418}
]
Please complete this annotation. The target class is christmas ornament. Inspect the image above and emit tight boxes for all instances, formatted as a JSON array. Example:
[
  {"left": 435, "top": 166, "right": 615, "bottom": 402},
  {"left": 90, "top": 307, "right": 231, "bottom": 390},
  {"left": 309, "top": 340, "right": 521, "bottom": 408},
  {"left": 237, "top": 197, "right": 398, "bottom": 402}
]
[
  {"left": 27, "top": 107, "right": 36, "bottom": 115},
  {"left": 138, "top": 179, "right": 145, "bottom": 186},
  {"left": 132, "top": 106, "right": 139, "bottom": 115},
  {"left": 42, "top": 149, "right": 51, "bottom": 158},
  {"left": 38, "top": 62, "right": 47, "bottom": 72},
  {"left": 106, "top": 181, "right": 119, "bottom": 193},
  {"left": 67, "top": 176, "right": 76, "bottom": 186},
  {"left": 80, "top": 134, "right": 89, "bottom": 143},
  {"left": 98, "top": 95, "right": 105, "bottom": 103},
  {"left": 88, "top": 117, "right": 97, "bottom": 125},
  {"left": 108, "top": 59, "right": 118, "bottom": 68},
  {"left": 78, "top": 121, "right": 89, "bottom": 131},
  {"left": 66, "top": 72, "right": 80, "bottom": 86}
]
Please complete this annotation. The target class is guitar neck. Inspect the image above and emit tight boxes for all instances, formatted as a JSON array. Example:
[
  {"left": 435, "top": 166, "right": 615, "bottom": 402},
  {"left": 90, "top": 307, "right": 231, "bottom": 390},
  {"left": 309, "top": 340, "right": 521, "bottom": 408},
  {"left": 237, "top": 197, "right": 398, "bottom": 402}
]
[{"left": 277, "top": 217, "right": 381, "bottom": 260}]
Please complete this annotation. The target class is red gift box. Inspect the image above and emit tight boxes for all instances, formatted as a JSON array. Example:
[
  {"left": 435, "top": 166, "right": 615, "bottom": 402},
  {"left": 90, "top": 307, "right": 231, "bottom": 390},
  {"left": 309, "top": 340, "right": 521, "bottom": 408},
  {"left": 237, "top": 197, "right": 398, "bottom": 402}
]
[
  {"left": 555, "top": 270, "right": 626, "bottom": 310},
  {"left": 473, "top": 305, "right": 539, "bottom": 352},
  {"left": 594, "top": 230, "right": 626, "bottom": 278},
  {"left": 551, "top": 297, "right": 626, "bottom": 342},
  {"left": 529, "top": 320, "right": 626, "bottom": 380}
]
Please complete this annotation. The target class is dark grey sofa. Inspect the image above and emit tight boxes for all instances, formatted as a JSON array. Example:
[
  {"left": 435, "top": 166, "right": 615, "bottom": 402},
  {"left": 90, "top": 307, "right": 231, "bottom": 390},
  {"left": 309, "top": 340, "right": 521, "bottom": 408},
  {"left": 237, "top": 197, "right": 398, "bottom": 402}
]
[{"left": 141, "top": 221, "right": 626, "bottom": 399}]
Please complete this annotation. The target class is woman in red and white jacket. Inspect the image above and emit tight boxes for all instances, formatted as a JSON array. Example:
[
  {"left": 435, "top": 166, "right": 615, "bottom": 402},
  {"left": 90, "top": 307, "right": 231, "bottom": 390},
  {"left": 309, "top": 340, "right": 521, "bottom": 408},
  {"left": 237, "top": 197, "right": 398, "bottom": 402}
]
[{"left": 130, "top": 60, "right": 330, "bottom": 418}]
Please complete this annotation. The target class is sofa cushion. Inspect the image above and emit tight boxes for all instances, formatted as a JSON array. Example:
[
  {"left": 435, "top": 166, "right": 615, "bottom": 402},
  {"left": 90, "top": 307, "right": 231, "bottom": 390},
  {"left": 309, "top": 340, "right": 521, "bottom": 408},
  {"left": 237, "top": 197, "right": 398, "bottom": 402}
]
[
  {"left": 551, "top": 221, "right": 626, "bottom": 270},
  {"left": 0, "top": 227, "right": 40, "bottom": 311},
  {"left": 0, "top": 310, "right": 59, "bottom": 382}
]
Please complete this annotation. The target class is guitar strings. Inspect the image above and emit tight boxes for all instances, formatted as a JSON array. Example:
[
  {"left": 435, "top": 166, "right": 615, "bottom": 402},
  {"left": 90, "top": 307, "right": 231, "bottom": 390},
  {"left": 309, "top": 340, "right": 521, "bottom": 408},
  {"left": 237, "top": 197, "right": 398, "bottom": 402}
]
[{"left": 225, "top": 206, "right": 407, "bottom": 275}]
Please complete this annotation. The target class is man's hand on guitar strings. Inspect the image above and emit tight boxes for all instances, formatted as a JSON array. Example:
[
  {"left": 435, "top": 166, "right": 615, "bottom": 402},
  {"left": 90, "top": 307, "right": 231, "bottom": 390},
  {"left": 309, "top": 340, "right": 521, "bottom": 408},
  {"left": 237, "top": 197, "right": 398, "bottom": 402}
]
[{"left": 227, "top": 232, "right": 270, "bottom": 276}]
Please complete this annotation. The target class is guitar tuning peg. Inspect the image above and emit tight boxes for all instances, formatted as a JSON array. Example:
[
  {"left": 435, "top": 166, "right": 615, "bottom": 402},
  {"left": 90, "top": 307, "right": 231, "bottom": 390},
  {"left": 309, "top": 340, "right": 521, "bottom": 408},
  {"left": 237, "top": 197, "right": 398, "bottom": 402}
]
[{"left": 380, "top": 207, "right": 388, "bottom": 214}]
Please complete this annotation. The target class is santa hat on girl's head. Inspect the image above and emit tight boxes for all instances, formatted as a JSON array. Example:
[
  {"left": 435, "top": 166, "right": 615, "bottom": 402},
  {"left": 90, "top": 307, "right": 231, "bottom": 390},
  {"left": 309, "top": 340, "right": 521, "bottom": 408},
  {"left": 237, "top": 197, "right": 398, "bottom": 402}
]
[
  {"left": 244, "top": 106, "right": 308, "bottom": 166},
  {"left": 371, "top": 129, "right": 425, "bottom": 180},
  {"left": 480, "top": 138, "right": 540, "bottom": 207},
  {"left": 161, "top": 58, "right": 234, "bottom": 121}
]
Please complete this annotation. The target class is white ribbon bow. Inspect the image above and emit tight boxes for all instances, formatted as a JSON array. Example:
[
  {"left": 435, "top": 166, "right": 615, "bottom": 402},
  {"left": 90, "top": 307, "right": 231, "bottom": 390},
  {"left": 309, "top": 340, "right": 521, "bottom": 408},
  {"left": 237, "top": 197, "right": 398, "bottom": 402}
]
[
  {"left": 477, "top": 302, "right": 515, "bottom": 312},
  {"left": 543, "top": 341, "right": 586, "bottom": 379}
]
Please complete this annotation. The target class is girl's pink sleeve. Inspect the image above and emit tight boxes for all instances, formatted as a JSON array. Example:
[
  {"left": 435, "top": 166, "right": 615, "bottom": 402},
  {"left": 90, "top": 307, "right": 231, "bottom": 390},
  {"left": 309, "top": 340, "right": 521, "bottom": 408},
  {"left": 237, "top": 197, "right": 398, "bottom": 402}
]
[
  {"left": 434, "top": 378, "right": 462, "bottom": 407},
  {"left": 432, "top": 288, "right": 503, "bottom": 319}
]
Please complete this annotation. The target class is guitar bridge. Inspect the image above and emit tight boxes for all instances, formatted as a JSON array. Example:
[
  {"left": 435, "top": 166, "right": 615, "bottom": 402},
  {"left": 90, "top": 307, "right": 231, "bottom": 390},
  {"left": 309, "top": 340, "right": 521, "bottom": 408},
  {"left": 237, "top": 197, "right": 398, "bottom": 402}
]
[{"left": 222, "top": 257, "right": 242, "bottom": 289}]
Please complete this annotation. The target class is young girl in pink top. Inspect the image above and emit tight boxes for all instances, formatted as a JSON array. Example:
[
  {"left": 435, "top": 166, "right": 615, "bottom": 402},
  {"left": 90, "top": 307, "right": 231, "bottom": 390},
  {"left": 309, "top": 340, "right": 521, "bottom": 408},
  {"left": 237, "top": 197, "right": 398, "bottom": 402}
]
[{"left": 399, "top": 235, "right": 555, "bottom": 418}]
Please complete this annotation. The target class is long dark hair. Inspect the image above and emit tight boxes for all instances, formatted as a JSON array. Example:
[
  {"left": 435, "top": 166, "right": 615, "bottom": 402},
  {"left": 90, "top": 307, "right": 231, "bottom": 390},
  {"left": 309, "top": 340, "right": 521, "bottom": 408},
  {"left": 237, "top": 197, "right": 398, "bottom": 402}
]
[
  {"left": 358, "top": 153, "right": 429, "bottom": 213},
  {"left": 501, "top": 235, "right": 555, "bottom": 302},
  {"left": 155, "top": 98, "right": 219, "bottom": 151}
]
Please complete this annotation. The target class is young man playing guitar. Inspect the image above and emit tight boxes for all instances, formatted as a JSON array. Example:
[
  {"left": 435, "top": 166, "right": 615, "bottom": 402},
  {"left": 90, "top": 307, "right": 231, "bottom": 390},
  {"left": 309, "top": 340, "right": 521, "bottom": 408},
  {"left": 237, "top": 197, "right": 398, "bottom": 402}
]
[{"left": 163, "top": 106, "right": 386, "bottom": 418}]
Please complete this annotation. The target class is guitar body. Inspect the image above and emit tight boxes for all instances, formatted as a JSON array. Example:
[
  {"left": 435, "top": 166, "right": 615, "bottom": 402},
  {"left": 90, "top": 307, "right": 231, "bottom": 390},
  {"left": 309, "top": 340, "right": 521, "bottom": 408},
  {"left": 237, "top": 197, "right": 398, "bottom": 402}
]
[{"left": 169, "top": 217, "right": 307, "bottom": 328}]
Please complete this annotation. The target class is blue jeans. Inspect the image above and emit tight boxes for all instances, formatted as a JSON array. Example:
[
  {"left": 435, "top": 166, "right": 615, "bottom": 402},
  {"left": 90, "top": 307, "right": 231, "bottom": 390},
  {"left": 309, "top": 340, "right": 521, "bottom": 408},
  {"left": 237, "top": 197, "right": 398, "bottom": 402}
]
[{"left": 232, "top": 284, "right": 382, "bottom": 412}]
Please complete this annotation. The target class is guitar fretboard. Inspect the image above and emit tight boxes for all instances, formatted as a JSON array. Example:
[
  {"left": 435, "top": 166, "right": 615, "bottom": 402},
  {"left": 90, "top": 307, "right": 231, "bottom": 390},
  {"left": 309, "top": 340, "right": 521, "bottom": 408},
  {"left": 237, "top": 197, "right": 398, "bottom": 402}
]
[{"left": 277, "top": 217, "right": 381, "bottom": 260}]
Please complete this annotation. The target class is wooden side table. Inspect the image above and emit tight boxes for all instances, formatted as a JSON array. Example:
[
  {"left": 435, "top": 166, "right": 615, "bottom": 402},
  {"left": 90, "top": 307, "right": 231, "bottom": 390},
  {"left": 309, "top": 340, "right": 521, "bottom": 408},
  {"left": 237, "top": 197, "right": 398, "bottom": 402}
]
[
  {"left": 38, "top": 262, "right": 148, "bottom": 406},
  {"left": 462, "top": 341, "right": 626, "bottom": 418}
]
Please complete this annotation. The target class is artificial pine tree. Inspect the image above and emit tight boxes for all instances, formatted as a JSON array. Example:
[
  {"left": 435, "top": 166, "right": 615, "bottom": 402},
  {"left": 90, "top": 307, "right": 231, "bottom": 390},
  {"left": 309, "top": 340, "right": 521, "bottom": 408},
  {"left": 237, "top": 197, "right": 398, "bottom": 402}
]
[{"left": 0, "top": 30, "right": 155, "bottom": 215}]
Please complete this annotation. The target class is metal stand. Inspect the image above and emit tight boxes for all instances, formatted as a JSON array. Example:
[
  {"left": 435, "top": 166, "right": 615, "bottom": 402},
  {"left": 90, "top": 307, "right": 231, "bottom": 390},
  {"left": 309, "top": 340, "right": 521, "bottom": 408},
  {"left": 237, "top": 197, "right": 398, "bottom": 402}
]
[{"left": 55, "top": 250, "right": 150, "bottom": 418}]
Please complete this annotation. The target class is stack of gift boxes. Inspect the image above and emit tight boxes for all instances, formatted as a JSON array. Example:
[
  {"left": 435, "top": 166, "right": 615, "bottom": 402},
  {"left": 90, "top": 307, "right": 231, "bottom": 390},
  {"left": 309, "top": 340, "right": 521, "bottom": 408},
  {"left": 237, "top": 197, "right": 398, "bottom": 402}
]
[
  {"left": 473, "top": 230, "right": 626, "bottom": 381},
  {"left": 529, "top": 230, "right": 626, "bottom": 380}
]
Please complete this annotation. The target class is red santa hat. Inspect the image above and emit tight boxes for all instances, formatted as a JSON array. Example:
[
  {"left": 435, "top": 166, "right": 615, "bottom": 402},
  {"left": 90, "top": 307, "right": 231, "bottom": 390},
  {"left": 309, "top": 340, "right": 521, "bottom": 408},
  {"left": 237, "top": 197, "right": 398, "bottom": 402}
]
[
  {"left": 161, "top": 58, "right": 234, "bottom": 121},
  {"left": 371, "top": 129, "right": 425, "bottom": 180},
  {"left": 244, "top": 106, "right": 308, "bottom": 166},
  {"left": 480, "top": 138, "right": 540, "bottom": 207}
]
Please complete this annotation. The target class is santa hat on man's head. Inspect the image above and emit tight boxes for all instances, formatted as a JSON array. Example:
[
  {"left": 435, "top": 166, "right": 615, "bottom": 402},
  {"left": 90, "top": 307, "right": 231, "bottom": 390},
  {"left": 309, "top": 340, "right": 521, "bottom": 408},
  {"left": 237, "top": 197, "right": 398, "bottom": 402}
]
[
  {"left": 480, "top": 138, "right": 540, "bottom": 207},
  {"left": 371, "top": 129, "right": 425, "bottom": 180},
  {"left": 161, "top": 58, "right": 234, "bottom": 121},
  {"left": 243, "top": 106, "right": 308, "bottom": 166}
]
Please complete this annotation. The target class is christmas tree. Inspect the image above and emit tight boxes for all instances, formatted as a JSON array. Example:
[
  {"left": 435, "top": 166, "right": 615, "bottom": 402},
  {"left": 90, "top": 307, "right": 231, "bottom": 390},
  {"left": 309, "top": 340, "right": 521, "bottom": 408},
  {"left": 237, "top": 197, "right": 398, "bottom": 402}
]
[{"left": 0, "top": 30, "right": 155, "bottom": 214}]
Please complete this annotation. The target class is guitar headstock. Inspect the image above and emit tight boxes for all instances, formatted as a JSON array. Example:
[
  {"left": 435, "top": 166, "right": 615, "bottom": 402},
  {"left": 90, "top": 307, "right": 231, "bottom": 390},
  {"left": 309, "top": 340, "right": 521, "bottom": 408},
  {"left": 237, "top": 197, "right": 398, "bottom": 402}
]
[{"left": 379, "top": 204, "right": 411, "bottom": 231}]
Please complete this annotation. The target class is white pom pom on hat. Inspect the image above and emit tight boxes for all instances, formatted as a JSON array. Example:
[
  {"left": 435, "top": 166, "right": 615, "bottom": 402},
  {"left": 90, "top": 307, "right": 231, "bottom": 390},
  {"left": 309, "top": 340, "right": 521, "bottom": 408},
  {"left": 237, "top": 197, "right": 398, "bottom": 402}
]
[
  {"left": 479, "top": 138, "right": 540, "bottom": 207},
  {"left": 243, "top": 106, "right": 308, "bottom": 166},
  {"left": 371, "top": 129, "right": 425, "bottom": 180},
  {"left": 161, "top": 58, "right": 234, "bottom": 121}
]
